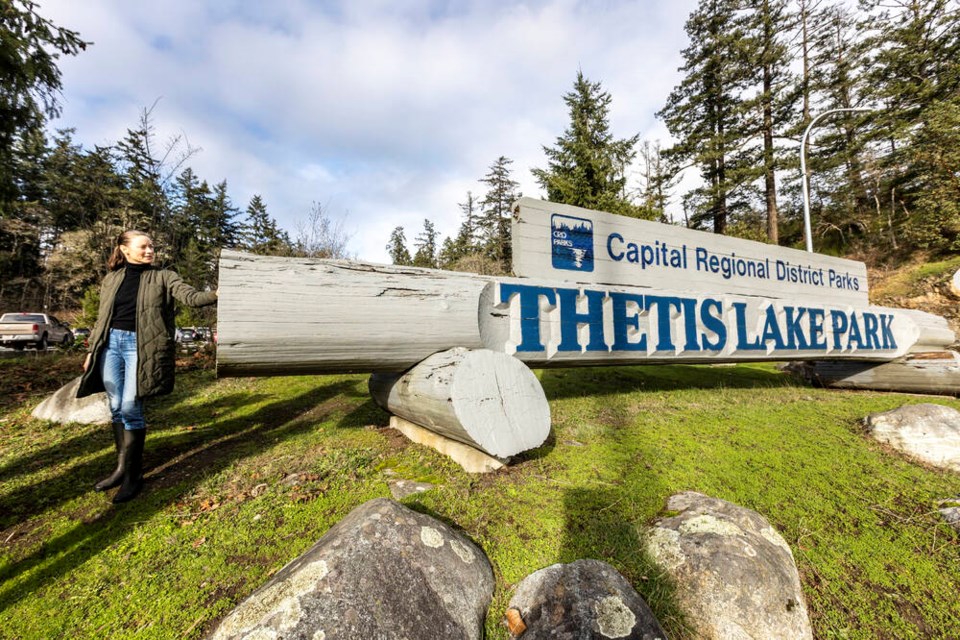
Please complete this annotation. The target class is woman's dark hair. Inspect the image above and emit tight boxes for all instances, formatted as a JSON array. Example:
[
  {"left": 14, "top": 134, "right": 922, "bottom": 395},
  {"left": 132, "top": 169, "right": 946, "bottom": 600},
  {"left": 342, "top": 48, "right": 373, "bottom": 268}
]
[{"left": 107, "top": 230, "right": 151, "bottom": 271}]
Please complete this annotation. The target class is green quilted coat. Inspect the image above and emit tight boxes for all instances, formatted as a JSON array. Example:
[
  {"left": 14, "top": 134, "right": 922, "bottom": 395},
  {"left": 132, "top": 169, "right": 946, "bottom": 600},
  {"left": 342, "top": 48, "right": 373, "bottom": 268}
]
[{"left": 77, "top": 266, "right": 217, "bottom": 399}]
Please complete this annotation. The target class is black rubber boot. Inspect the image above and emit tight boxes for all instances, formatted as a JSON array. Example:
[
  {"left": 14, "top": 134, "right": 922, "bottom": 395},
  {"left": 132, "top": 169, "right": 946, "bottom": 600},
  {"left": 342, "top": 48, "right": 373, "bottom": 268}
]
[
  {"left": 112, "top": 429, "right": 146, "bottom": 504},
  {"left": 94, "top": 421, "right": 126, "bottom": 491}
]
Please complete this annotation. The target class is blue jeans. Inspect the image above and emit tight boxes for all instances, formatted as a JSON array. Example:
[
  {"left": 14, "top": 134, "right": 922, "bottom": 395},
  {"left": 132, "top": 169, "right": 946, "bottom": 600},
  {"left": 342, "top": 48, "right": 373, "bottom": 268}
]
[{"left": 100, "top": 329, "right": 145, "bottom": 430}]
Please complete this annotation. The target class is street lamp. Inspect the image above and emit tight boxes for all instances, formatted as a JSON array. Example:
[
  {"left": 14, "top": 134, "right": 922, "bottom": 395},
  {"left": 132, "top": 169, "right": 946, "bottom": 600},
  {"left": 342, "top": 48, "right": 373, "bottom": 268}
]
[{"left": 800, "top": 107, "right": 873, "bottom": 252}]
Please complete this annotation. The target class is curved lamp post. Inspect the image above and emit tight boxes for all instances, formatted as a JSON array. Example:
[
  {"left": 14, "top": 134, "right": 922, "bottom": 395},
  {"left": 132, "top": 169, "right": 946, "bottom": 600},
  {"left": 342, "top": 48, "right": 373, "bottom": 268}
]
[{"left": 800, "top": 107, "right": 873, "bottom": 252}]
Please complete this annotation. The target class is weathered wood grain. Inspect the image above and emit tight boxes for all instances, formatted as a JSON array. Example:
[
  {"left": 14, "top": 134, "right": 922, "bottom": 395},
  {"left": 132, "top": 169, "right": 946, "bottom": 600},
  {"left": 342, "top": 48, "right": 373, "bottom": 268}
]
[
  {"left": 511, "top": 197, "right": 871, "bottom": 307},
  {"left": 216, "top": 250, "right": 488, "bottom": 376},
  {"left": 217, "top": 250, "right": 956, "bottom": 376},
  {"left": 789, "top": 352, "right": 960, "bottom": 396},
  {"left": 368, "top": 348, "right": 550, "bottom": 458}
]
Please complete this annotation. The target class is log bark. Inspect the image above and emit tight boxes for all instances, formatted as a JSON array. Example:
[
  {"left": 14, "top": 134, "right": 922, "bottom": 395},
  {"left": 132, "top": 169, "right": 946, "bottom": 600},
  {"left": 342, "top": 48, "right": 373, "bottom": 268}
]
[{"left": 368, "top": 348, "right": 550, "bottom": 458}]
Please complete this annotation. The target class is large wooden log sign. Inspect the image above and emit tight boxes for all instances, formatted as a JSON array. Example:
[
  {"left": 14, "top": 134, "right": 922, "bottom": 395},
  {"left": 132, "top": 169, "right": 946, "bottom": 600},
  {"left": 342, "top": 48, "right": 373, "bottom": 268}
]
[
  {"left": 216, "top": 252, "right": 952, "bottom": 376},
  {"left": 216, "top": 199, "right": 959, "bottom": 461}
]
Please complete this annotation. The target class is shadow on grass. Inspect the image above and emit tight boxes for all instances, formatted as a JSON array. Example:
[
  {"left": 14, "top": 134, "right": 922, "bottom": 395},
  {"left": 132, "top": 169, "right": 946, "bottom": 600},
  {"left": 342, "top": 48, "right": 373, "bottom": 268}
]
[
  {"left": 540, "top": 363, "right": 801, "bottom": 400},
  {"left": 555, "top": 385, "right": 692, "bottom": 636},
  {"left": 0, "top": 378, "right": 357, "bottom": 615},
  {"left": 0, "top": 389, "right": 272, "bottom": 526}
]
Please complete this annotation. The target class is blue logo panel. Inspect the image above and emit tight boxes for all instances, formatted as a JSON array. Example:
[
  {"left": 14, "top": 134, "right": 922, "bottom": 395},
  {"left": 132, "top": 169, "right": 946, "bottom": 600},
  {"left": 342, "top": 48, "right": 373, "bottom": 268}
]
[{"left": 551, "top": 214, "right": 594, "bottom": 272}]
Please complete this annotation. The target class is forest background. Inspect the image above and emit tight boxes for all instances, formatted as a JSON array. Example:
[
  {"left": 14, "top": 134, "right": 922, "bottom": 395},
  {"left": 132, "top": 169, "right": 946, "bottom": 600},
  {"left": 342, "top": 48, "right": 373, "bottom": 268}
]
[{"left": 1, "top": 0, "right": 958, "bottom": 327}]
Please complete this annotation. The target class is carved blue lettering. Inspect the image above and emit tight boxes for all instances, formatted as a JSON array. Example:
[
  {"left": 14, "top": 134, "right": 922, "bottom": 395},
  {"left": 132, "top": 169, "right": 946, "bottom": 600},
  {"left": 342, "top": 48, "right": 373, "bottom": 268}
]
[
  {"left": 808, "top": 309, "right": 826, "bottom": 349},
  {"left": 847, "top": 314, "right": 865, "bottom": 350},
  {"left": 557, "top": 289, "right": 607, "bottom": 352},
  {"left": 645, "top": 295, "right": 682, "bottom": 352},
  {"left": 760, "top": 305, "right": 786, "bottom": 350},
  {"left": 880, "top": 314, "right": 896, "bottom": 350},
  {"left": 830, "top": 310, "right": 849, "bottom": 350},
  {"left": 862, "top": 313, "right": 880, "bottom": 349},
  {"left": 499, "top": 283, "right": 556, "bottom": 352},
  {"left": 734, "top": 302, "right": 764, "bottom": 351},
  {"left": 699, "top": 298, "right": 726, "bottom": 350},
  {"left": 680, "top": 298, "right": 700, "bottom": 352},
  {"left": 783, "top": 306, "right": 809, "bottom": 350},
  {"left": 610, "top": 292, "right": 647, "bottom": 351},
  {"left": 607, "top": 233, "right": 625, "bottom": 261}
]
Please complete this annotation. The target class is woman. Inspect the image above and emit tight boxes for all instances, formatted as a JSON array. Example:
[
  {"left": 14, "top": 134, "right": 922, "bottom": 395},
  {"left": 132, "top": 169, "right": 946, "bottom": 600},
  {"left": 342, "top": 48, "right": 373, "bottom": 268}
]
[{"left": 77, "top": 230, "right": 218, "bottom": 503}]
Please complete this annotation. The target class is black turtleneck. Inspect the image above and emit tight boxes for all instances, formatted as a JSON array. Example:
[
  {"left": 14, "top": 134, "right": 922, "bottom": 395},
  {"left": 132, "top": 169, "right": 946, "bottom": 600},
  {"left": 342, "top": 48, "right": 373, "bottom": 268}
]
[{"left": 110, "top": 262, "right": 150, "bottom": 331}]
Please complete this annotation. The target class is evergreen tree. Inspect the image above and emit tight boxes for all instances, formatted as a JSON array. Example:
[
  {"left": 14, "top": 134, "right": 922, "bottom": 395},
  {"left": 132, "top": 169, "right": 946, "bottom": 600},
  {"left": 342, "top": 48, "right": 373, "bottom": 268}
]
[
  {"left": 0, "top": 0, "right": 86, "bottom": 208},
  {"left": 532, "top": 71, "right": 639, "bottom": 217},
  {"left": 0, "top": 0, "right": 85, "bottom": 307},
  {"left": 636, "top": 140, "right": 675, "bottom": 222},
  {"left": 116, "top": 112, "right": 169, "bottom": 231},
  {"left": 478, "top": 156, "right": 520, "bottom": 269},
  {"left": 412, "top": 219, "right": 439, "bottom": 268},
  {"left": 44, "top": 130, "right": 124, "bottom": 238},
  {"left": 242, "top": 194, "right": 291, "bottom": 256},
  {"left": 659, "top": 0, "right": 757, "bottom": 234},
  {"left": 209, "top": 180, "right": 241, "bottom": 250},
  {"left": 168, "top": 167, "right": 211, "bottom": 269},
  {"left": 741, "top": 0, "right": 797, "bottom": 243},
  {"left": 12, "top": 125, "right": 47, "bottom": 205},
  {"left": 859, "top": 0, "right": 960, "bottom": 252},
  {"left": 907, "top": 99, "right": 960, "bottom": 250},
  {"left": 116, "top": 105, "right": 199, "bottom": 236},
  {"left": 439, "top": 191, "right": 481, "bottom": 268},
  {"left": 385, "top": 225, "right": 412, "bottom": 265},
  {"left": 800, "top": 2, "right": 874, "bottom": 249}
]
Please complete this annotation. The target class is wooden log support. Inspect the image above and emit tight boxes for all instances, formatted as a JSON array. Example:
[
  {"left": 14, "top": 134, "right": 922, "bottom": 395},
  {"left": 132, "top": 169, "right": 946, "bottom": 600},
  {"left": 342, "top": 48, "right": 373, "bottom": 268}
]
[
  {"left": 787, "top": 351, "right": 960, "bottom": 396},
  {"left": 368, "top": 348, "right": 550, "bottom": 459}
]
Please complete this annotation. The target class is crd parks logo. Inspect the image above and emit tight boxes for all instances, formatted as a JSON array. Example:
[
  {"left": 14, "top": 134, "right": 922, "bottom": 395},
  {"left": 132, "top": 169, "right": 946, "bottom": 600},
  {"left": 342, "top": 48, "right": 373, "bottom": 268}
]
[{"left": 551, "top": 213, "right": 594, "bottom": 272}]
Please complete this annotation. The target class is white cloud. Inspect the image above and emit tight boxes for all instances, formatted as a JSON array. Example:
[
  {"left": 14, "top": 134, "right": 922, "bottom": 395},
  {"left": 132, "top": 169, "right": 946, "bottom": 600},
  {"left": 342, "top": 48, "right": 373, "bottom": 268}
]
[{"left": 41, "top": 0, "right": 697, "bottom": 262}]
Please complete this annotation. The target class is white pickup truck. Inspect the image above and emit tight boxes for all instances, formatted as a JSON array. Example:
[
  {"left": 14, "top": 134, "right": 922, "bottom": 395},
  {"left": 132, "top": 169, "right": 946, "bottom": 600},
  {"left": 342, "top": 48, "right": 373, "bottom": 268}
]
[{"left": 0, "top": 313, "right": 74, "bottom": 350}]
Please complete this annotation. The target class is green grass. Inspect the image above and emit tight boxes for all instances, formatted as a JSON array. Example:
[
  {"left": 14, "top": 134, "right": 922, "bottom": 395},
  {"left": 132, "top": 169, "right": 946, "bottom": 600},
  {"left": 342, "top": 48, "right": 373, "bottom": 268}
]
[{"left": 1, "top": 353, "right": 959, "bottom": 639}]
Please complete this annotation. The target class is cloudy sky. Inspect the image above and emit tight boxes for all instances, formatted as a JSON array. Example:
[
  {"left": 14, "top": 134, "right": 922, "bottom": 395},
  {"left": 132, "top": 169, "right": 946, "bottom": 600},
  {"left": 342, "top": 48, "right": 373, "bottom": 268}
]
[{"left": 41, "top": 0, "right": 699, "bottom": 262}]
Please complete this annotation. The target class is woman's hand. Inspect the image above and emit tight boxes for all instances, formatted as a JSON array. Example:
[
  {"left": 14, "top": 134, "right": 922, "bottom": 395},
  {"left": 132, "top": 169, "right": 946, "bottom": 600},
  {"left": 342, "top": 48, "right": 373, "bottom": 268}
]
[{"left": 82, "top": 352, "right": 92, "bottom": 372}]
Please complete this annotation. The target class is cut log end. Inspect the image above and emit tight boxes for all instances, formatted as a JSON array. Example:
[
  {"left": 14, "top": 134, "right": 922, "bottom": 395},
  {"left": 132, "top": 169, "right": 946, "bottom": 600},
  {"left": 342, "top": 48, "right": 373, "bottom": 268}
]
[{"left": 370, "top": 348, "right": 551, "bottom": 458}]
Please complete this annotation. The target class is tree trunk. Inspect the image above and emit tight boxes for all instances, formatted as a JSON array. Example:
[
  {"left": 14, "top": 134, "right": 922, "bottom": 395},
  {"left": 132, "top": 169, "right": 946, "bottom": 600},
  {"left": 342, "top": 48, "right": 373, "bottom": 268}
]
[
  {"left": 368, "top": 348, "right": 550, "bottom": 458},
  {"left": 762, "top": 32, "right": 779, "bottom": 245}
]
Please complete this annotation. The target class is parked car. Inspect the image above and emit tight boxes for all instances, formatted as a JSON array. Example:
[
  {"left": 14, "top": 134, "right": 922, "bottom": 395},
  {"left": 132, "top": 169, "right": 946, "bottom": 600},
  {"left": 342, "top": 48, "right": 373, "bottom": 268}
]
[
  {"left": 0, "top": 313, "right": 73, "bottom": 350},
  {"left": 176, "top": 328, "right": 198, "bottom": 344}
]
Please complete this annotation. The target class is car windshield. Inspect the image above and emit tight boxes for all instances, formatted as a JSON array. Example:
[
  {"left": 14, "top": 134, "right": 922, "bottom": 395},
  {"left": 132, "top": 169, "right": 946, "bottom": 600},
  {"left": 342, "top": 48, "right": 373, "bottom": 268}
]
[{"left": 0, "top": 313, "right": 45, "bottom": 323}]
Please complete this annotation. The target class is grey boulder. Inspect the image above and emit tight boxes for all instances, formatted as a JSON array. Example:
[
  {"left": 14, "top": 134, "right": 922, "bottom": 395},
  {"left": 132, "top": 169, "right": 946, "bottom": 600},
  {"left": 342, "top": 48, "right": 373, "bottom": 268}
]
[
  {"left": 508, "top": 559, "right": 667, "bottom": 639},
  {"left": 863, "top": 403, "right": 960, "bottom": 472},
  {"left": 31, "top": 376, "right": 110, "bottom": 424},
  {"left": 208, "top": 497, "right": 494, "bottom": 640},
  {"left": 645, "top": 492, "right": 812, "bottom": 640},
  {"left": 938, "top": 498, "right": 960, "bottom": 532}
]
